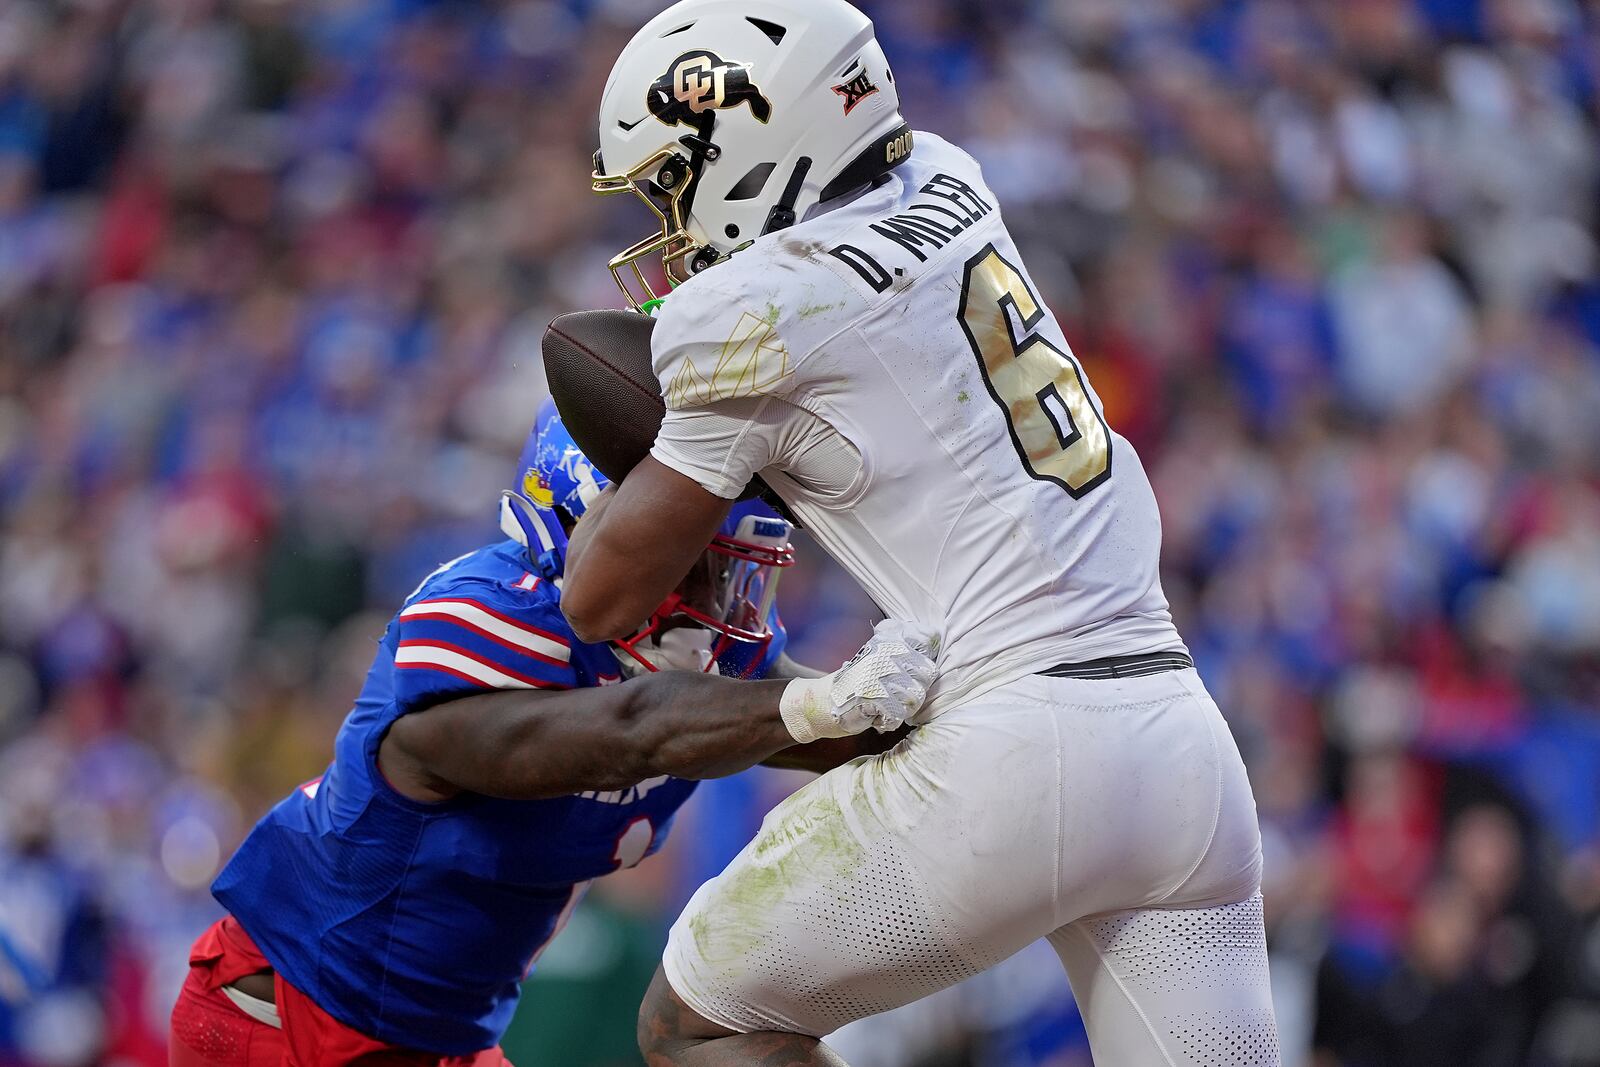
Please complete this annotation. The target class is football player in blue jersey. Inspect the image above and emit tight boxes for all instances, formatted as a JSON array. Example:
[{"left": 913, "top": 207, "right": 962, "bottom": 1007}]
[{"left": 167, "top": 399, "right": 936, "bottom": 1067}]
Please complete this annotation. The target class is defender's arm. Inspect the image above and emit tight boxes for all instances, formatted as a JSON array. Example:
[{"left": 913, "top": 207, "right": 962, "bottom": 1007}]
[
  {"left": 561, "top": 459, "right": 731, "bottom": 643},
  {"left": 381, "top": 672, "right": 792, "bottom": 802},
  {"left": 381, "top": 621, "right": 935, "bottom": 803},
  {"left": 760, "top": 725, "right": 911, "bottom": 774}
]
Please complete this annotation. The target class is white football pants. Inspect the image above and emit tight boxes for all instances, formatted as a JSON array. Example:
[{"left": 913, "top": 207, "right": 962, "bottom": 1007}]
[{"left": 663, "top": 668, "right": 1280, "bottom": 1065}]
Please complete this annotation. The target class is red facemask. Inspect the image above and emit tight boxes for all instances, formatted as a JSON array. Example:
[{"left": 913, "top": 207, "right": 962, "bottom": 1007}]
[{"left": 610, "top": 522, "right": 795, "bottom": 677}]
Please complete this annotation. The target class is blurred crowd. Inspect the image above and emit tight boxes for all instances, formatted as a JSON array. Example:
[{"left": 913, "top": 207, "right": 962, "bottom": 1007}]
[{"left": 1, "top": 0, "right": 1599, "bottom": 1064}]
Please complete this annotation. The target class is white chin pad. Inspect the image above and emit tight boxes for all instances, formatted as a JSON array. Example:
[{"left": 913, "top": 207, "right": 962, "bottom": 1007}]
[{"left": 646, "top": 628, "right": 719, "bottom": 674}]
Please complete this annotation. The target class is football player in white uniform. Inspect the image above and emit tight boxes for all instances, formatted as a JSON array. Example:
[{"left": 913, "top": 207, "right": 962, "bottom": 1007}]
[{"left": 562, "top": 1, "right": 1281, "bottom": 1064}]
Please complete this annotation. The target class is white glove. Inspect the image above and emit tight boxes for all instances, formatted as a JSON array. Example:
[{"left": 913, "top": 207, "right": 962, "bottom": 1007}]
[{"left": 779, "top": 621, "right": 938, "bottom": 744}]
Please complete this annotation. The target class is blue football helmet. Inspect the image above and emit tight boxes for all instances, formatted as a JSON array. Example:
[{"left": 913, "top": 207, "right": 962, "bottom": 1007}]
[{"left": 502, "top": 397, "right": 793, "bottom": 676}]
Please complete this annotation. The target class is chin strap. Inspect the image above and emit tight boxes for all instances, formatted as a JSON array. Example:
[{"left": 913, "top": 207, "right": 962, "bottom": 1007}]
[
  {"left": 499, "top": 491, "right": 568, "bottom": 586},
  {"left": 762, "top": 156, "right": 813, "bottom": 235},
  {"left": 679, "top": 115, "right": 725, "bottom": 274}
]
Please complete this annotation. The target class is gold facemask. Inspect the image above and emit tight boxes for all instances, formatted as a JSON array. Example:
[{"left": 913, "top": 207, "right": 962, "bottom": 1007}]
[{"left": 591, "top": 146, "right": 703, "bottom": 309}]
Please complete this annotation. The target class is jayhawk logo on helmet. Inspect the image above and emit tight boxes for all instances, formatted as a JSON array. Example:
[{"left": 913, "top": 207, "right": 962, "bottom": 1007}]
[
  {"left": 521, "top": 467, "right": 555, "bottom": 508},
  {"left": 648, "top": 50, "right": 772, "bottom": 127}
]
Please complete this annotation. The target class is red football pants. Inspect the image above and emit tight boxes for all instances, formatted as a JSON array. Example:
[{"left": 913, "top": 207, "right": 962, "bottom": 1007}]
[{"left": 169, "top": 915, "right": 513, "bottom": 1067}]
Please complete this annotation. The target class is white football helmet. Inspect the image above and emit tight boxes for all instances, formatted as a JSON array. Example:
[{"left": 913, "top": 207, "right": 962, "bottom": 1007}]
[{"left": 593, "top": 0, "right": 912, "bottom": 306}]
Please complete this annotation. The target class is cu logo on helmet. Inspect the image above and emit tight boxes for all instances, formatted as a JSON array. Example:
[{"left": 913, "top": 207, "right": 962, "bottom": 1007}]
[{"left": 648, "top": 50, "right": 772, "bottom": 127}]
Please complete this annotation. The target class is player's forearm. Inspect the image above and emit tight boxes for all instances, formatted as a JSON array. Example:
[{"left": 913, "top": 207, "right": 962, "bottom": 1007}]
[
  {"left": 562, "top": 479, "right": 679, "bottom": 641},
  {"left": 562, "top": 510, "right": 676, "bottom": 641},
  {"left": 622, "top": 672, "right": 809, "bottom": 781},
  {"left": 388, "top": 673, "right": 797, "bottom": 801},
  {"left": 561, "top": 459, "right": 733, "bottom": 642},
  {"left": 386, "top": 622, "right": 935, "bottom": 801},
  {"left": 760, "top": 724, "right": 910, "bottom": 774},
  {"left": 559, "top": 483, "right": 611, "bottom": 590}
]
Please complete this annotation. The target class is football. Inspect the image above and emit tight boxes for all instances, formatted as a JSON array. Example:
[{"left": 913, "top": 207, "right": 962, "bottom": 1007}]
[
  {"left": 541, "top": 308, "right": 771, "bottom": 503},
  {"left": 541, "top": 308, "right": 664, "bottom": 485}
]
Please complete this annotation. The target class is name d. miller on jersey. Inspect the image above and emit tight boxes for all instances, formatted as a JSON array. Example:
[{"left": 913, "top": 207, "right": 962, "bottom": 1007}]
[{"left": 827, "top": 170, "right": 994, "bottom": 293}]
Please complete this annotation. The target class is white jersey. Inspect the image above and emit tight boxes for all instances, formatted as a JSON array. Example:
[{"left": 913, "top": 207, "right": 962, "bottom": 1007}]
[{"left": 650, "top": 133, "right": 1183, "bottom": 718}]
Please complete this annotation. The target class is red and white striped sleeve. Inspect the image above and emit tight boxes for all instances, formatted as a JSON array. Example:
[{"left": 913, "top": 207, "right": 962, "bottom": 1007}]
[{"left": 391, "top": 589, "right": 579, "bottom": 705}]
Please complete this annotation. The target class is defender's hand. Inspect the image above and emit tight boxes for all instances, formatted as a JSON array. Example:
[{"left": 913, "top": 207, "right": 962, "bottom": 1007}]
[{"left": 778, "top": 621, "right": 938, "bottom": 744}]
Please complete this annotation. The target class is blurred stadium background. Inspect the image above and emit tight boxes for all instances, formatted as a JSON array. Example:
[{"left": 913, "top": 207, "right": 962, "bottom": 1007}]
[{"left": 2, "top": 0, "right": 1600, "bottom": 1064}]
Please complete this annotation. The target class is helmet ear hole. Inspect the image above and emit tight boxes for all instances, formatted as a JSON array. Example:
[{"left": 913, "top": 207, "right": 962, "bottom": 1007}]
[{"left": 725, "top": 161, "right": 777, "bottom": 202}]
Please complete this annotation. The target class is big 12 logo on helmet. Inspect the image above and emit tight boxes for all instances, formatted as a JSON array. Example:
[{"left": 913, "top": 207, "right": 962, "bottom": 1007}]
[{"left": 831, "top": 70, "right": 879, "bottom": 115}]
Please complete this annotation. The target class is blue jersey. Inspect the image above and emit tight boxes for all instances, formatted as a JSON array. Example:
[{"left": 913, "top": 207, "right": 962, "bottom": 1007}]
[{"left": 212, "top": 541, "right": 698, "bottom": 1054}]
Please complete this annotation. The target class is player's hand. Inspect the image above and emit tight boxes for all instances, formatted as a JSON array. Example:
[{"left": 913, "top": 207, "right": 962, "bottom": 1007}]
[{"left": 778, "top": 620, "right": 939, "bottom": 744}]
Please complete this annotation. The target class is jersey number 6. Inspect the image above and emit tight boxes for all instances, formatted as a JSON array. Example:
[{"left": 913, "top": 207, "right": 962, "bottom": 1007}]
[{"left": 956, "top": 245, "right": 1112, "bottom": 498}]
